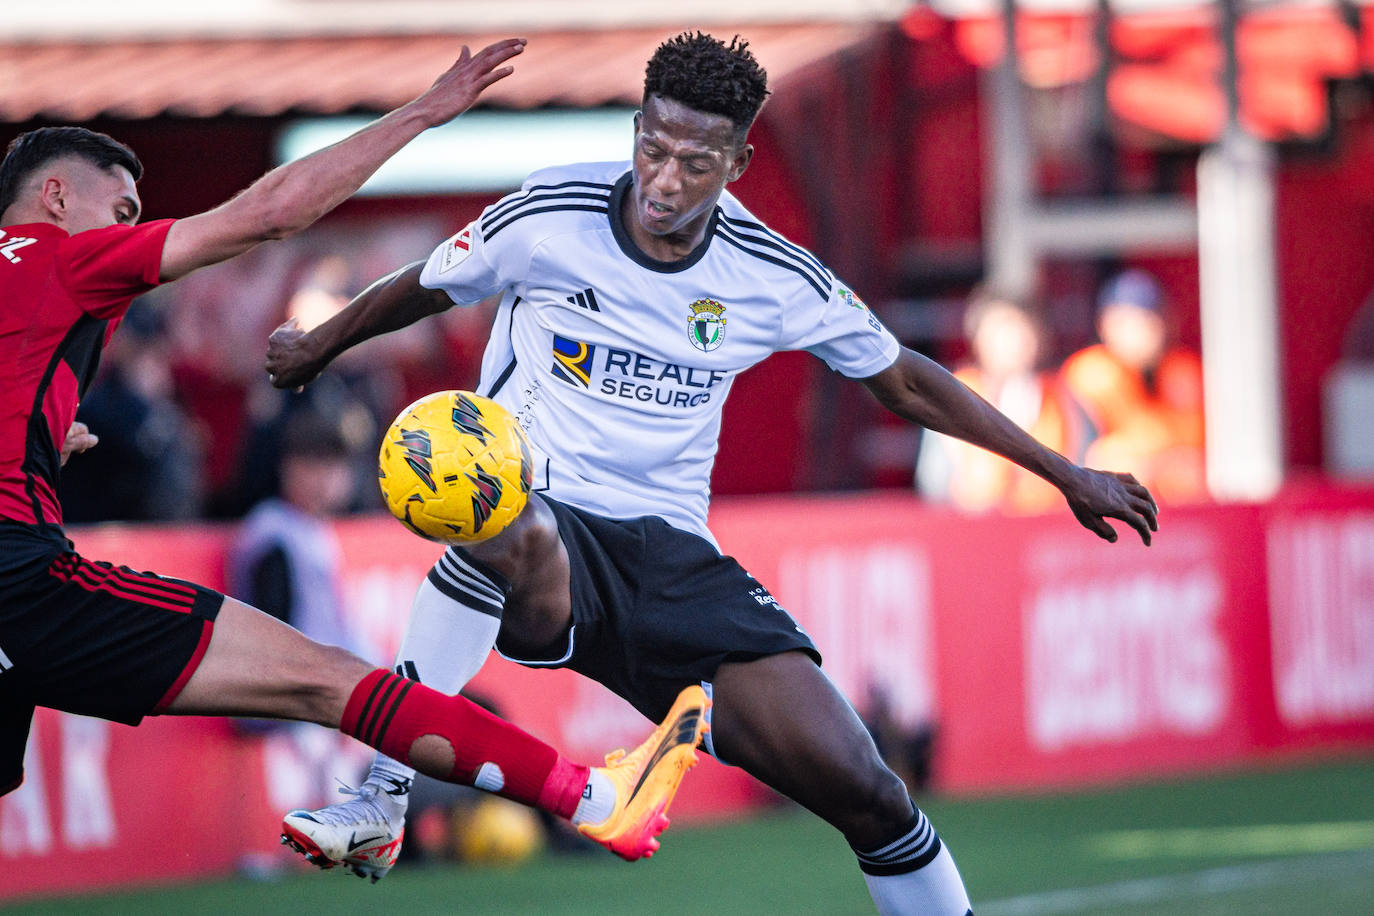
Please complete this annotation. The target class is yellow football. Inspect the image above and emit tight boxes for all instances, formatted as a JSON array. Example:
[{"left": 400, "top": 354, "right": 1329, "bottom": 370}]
[{"left": 377, "top": 390, "right": 532, "bottom": 544}]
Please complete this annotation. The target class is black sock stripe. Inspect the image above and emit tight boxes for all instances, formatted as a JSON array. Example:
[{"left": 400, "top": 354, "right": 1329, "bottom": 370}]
[
  {"left": 360, "top": 674, "right": 404, "bottom": 745},
  {"left": 354, "top": 673, "right": 392, "bottom": 739},
  {"left": 856, "top": 809, "right": 925, "bottom": 859},
  {"left": 437, "top": 552, "right": 506, "bottom": 603},
  {"left": 858, "top": 819, "right": 934, "bottom": 864},
  {"left": 371, "top": 678, "right": 415, "bottom": 749},
  {"left": 856, "top": 834, "right": 943, "bottom": 876},
  {"left": 426, "top": 568, "right": 504, "bottom": 618}
]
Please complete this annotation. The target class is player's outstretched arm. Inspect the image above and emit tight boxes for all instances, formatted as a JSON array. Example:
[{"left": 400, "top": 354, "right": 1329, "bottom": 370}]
[
  {"left": 265, "top": 260, "right": 451, "bottom": 389},
  {"left": 862, "top": 347, "right": 1159, "bottom": 545},
  {"left": 158, "top": 39, "right": 525, "bottom": 282}
]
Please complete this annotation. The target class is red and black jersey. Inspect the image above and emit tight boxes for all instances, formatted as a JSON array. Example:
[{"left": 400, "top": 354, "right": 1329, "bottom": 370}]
[{"left": 0, "top": 219, "right": 174, "bottom": 534}]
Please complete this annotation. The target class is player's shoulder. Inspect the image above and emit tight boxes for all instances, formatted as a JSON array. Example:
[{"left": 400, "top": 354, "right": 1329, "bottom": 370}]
[
  {"left": 710, "top": 192, "right": 834, "bottom": 303},
  {"left": 1, "top": 222, "right": 65, "bottom": 253},
  {"left": 478, "top": 161, "right": 623, "bottom": 244}
]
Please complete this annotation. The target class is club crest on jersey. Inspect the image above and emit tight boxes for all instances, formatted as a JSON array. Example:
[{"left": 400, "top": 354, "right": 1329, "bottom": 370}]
[
  {"left": 687, "top": 299, "right": 727, "bottom": 352},
  {"left": 437, "top": 224, "right": 475, "bottom": 274}
]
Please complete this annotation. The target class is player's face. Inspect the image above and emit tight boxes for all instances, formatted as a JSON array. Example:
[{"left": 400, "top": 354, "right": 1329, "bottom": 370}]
[
  {"left": 50, "top": 158, "right": 141, "bottom": 234},
  {"left": 626, "top": 94, "right": 752, "bottom": 259}
]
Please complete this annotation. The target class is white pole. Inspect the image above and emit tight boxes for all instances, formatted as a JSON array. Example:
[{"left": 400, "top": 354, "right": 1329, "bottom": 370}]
[{"left": 1196, "top": 126, "right": 1285, "bottom": 500}]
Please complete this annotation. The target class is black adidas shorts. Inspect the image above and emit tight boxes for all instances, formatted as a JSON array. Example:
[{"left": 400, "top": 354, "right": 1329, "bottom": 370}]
[
  {"left": 486, "top": 497, "right": 820, "bottom": 722},
  {"left": 0, "top": 527, "right": 222, "bottom": 795}
]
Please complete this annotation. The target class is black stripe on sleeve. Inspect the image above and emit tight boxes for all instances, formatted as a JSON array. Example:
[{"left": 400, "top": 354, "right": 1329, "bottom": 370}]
[
  {"left": 483, "top": 202, "right": 610, "bottom": 241},
  {"left": 714, "top": 225, "right": 830, "bottom": 302},
  {"left": 481, "top": 180, "right": 615, "bottom": 227}
]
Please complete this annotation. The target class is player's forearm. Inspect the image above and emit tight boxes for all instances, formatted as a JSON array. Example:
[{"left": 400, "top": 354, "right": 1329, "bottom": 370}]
[
  {"left": 306, "top": 261, "right": 449, "bottom": 365},
  {"left": 230, "top": 110, "right": 433, "bottom": 243},
  {"left": 869, "top": 349, "right": 1079, "bottom": 491},
  {"left": 161, "top": 40, "right": 523, "bottom": 281}
]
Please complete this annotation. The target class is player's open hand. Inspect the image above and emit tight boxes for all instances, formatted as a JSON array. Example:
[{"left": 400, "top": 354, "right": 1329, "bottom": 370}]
[
  {"left": 265, "top": 317, "right": 321, "bottom": 391},
  {"left": 61, "top": 421, "right": 98, "bottom": 466},
  {"left": 410, "top": 38, "right": 527, "bottom": 128},
  {"left": 1062, "top": 467, "right": 1159, "bottom": 546}
]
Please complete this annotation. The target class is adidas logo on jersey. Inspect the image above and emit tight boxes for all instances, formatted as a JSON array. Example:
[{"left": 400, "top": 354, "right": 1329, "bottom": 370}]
[{"left": 567, "top": 288, "right": 601, "bottom": 312}]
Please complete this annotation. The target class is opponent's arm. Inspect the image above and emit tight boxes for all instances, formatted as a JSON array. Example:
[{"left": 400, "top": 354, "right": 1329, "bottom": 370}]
[
  {"left": 157, "top": 39, "right": 525, "bottom": 281},
  {"left": 862, "top": 348, "right": 1159, "bottom": 545},
  {"left": 264, "top": 260, "right": 451, "bottom": 389}
]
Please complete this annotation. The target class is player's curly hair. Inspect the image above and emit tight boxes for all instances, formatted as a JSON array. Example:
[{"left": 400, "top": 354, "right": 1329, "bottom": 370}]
[
  {"left": 643, "top": 32, "right": 770, "bottom": 140},
  {"left": 0, "top": 127, "right": 142, "bottom": 218}
]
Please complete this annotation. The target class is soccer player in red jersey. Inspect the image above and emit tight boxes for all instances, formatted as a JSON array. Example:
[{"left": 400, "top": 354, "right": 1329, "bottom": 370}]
[{"left": 0, "top": 38, "right": 708, "bottom": 878}]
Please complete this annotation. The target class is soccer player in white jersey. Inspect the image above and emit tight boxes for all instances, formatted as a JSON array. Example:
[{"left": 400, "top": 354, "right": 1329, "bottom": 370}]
[{"left": 268, "top": 32, "right": 1158, "bottom": 911}]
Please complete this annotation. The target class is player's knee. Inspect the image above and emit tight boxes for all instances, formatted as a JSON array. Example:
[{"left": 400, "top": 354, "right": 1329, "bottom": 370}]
[
  {"left": 831, "top": 754, "right": 916, "bottom": 843},
  {"left": 280, "top": 642, "right": 372, "bottom": 726},
  {"left": 466, "top": 493, "right": 560, "bottom": 580}
]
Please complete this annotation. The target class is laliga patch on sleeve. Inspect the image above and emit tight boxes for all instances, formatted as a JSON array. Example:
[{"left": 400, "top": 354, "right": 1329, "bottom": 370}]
[{"left": 437, "top": 224, "right": 475, "bottom": 274}]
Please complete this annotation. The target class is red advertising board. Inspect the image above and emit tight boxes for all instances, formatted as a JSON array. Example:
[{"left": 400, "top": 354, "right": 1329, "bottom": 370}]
[{"left": 4, "top": 484, "right": 1374, "bottom": 900}]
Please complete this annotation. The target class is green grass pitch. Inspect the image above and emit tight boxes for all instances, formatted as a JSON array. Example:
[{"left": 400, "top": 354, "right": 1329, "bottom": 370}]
[{"left": 6, "top": 753, "right": 1372, "bottom": 915}]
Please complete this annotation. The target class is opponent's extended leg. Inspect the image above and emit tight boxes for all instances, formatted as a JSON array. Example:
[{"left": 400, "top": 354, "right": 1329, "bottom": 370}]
[
  {"left": 169, "top": 599, "right": 706, "bottom": 876},
  {"left": 710, "top": 651, "right": 971, "bottom": 916},
  {"left": 278, "top": 494, "right": 573, "bottom": 878},
  {"left": 288, "top": 566, "right": 506, "bottom": 880}
]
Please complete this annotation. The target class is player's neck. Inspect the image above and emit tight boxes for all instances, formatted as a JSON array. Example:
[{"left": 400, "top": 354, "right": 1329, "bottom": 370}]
[{"left": 618, "top": 193, "right": 704, "bottom": 263}]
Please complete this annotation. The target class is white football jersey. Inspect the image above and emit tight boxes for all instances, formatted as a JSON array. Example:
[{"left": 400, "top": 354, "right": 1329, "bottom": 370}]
[{"left": 420, "top": 161, "right": 899, "bottom": 544}]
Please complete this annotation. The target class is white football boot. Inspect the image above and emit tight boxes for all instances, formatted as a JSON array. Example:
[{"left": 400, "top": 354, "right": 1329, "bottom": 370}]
[{"left": 280, "top": 776, "right": 410, "bottom": 882}]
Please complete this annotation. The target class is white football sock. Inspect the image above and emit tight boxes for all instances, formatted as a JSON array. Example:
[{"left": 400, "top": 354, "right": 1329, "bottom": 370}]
[
  {"left": 855, "top": 807, "right": 972, "bottom": 915},
  {"left": 365, "top": 553, "right": 506, "bottom": 804},
  {"left": 570, "top": 769, "right": 616, "bottom": 827}
]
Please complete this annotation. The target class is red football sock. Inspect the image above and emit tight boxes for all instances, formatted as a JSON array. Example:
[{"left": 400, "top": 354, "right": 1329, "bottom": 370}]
[{"left": 340, "top": 669, "right": 588, "bottom": 819}]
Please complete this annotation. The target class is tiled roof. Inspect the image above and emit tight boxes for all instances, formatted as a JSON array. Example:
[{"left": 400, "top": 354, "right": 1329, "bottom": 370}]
[{"left": 1, "top": 24, "right": 881, "bottom": 121}]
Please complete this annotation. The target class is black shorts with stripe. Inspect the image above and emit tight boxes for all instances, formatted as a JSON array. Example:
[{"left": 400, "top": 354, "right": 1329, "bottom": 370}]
[
  {"left": 477, "top": 497, "right": 821, "bottom": 723},
  {"left": 0, "top": 523, "right": 222, "bottom": 795}
]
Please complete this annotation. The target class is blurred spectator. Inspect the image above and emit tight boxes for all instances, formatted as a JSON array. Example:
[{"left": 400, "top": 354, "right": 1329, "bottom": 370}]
[
  {"left": 63, "top": 301, "right": 206, "bottom": 522},
  {"left": 1061, "top": 269, "right": 1207, "bottom": 503},
  {"left": 227, "top": 410, "right": 373, "bottom": 823},
  {"left": 917, "top": 288, "right": 1088, "bottom": 514}
]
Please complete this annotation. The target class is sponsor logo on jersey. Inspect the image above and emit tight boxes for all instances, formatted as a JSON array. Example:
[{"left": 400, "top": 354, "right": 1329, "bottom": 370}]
[
  {"left": 551, "top": 335, "right": 595, "bottom": 387},
  {"left": 687, "top": 298, "right": 727, "bottom": 352},
  {"left": 550, "top": 335, "right": 727, "bottom": 408},
  {"left": 437, "top": 224, "right": 475, "bottom": 274}
]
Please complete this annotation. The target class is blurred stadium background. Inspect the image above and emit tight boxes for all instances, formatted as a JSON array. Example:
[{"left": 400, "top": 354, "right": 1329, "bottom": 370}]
[{"left": 5, "top": 0, "right": 1374, "bottom": 912}]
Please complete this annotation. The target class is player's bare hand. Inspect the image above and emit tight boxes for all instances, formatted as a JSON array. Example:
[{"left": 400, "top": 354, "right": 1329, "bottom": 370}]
[
  {"left": 1062, "top": 467, "right": 1159, "bottom": 546},
  {"left": 265, "top": 317, "right": 321, "bottom": 391},
  {"left": 61, "top": 421, "right": 98, "bottom": 466},
  {"left": 410, "top": 38, "right": 526, "bottom": 128}
]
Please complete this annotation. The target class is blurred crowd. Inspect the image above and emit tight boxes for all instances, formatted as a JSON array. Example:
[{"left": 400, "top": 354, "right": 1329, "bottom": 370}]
[{"left": 918, "top": 268, "right": 1207, "bottom": 514}]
